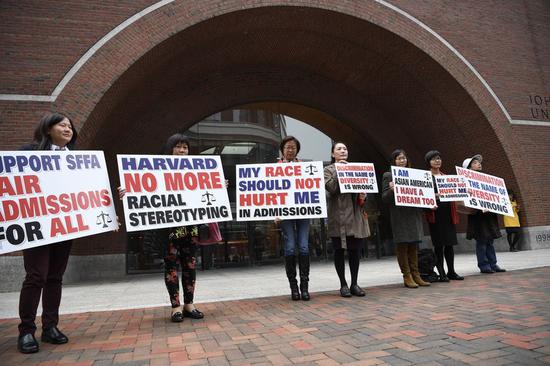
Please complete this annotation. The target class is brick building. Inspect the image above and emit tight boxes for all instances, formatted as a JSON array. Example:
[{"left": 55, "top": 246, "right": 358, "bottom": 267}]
[{"left": 1, "top": 1, "right": 549, "bottom": 289}]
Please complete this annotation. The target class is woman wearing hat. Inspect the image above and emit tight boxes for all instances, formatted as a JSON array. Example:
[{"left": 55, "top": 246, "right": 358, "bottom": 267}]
[
  {"left": 462, "top": 155, "right": 506, "bottom": 274},
  {"left": 424, "top": 150, "right": 464, "bottom": 282},
  {"left": 382, "top": 149, "right": 430, "bottom": 288}
]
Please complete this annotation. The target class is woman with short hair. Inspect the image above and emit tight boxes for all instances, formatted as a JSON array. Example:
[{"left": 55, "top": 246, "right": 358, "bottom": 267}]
[
  {"left": 424, "top": 150, "right": 463, "bottom": 282},
  {"left": 277, "top": 136, "right": 311, "bottom": 301}
]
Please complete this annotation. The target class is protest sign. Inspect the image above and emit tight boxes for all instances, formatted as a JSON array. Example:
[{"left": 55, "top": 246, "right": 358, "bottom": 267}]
[
  {"left": 335, "top": 162, "right": 379, "bottom": 193},
  {"left": 236, "top": 161, "right": 327, "bottom": 221},
  {"left": 391, "top": 166, "right": 436, "bottom": 209},
  {"left": 0, "top": 151, "right": 117, "bottom": 255},
  {"left": 434, "top": 175, "right": 469, "bottom": 202},
  {"left": 117, "top": 155, "right": 232, "bottom": 232},
  {"left": 456, "top": 166, "right": 513, "bottom": 217}
]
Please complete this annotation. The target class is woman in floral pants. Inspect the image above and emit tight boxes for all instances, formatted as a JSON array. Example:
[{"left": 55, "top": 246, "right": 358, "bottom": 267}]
[{"left": 164, "top": 224, "right": 203, "bottom": 322}]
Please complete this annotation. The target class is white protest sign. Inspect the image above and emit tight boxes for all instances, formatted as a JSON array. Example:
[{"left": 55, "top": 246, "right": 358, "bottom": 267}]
[
  {"left": 117, "top": 155, "right": 232, "bottom": 232},
  {"left": 0, "top": 151, "right": 118, "bottom": 255},
  {"left": 236, "top": 161, "right": 327, "bottom": 221},
  {"left": 435, "top": 175, "right": 469, "bottom": 202},
  {"left": 335, "top": 162, "right": 379, "bottom": 193},
  {"left": 391, "top": 166, "right": 436, "bottom": 209},
  {"left": 456, "top": 166, "right": 513, "bottom": 217}
]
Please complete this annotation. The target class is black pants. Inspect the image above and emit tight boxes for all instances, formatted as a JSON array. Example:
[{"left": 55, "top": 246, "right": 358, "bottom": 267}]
[
  {"left": 164, "top": 239, "right": 197, "bottom": 307},
  {"left": 18, "top": 241, "right": 72, "bottom": 335}
]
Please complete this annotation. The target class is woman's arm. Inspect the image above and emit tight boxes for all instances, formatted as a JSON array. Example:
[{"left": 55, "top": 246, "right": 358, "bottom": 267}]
[
  {"left": 324, "top": 164, "right": 340, "bottom": 194},
  {"left": 381, "top": 172, "right": 394, "bottom": 204}
]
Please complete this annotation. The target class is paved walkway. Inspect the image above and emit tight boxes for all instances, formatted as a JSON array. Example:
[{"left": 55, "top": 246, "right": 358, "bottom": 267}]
[{"left": 1, "top": 250, "right": 549, "bottom": 365}]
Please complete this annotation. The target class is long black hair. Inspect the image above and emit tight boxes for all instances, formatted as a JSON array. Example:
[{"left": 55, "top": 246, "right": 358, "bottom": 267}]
[
  {"left": 34, "top": 112, "right": 78, "bottom": 150},
  {"left": 163, "top": 133, "right": 190, "bottom": 155}
]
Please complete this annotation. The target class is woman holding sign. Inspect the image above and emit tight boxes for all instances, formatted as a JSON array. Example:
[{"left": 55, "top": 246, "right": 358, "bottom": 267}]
[
  {"left": 324, "top": 142, "right": 370, "bottom": 297},
  {"left": 462, "top": 155, "right": 506, "bottom": 274},
  {"left": 277, "top": 136, "right": 311, "bottom": 301},
  {"left": 382, "top": 149, "right": 431, "bottom": 289},
  {"left": 159, "top": 134, "right": 205, "bottom": 321},
  {"left": 424, "top": 150, "right": 463, "bottom": 282},
  {"left": 17, "top": 113, "right": 78, "bottom": 354}
]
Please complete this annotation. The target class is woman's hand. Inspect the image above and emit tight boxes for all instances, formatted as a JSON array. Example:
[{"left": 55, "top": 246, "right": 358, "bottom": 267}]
[
  {"left": 225, "top": 179, "right": 229, "bottom": 188},
  {"left": 389, "top": 181, "right": 395, "bottom": 191},
  {"left": 114, "top": 215, "right": 122, "bottom": 232},
  {"left": 117, "top": 186, "right": 126, "bottom": 200}
]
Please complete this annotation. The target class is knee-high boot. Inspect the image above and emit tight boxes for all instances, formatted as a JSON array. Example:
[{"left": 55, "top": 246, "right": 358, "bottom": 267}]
[
  {"left": 285, "top": 256, "right": 300, "bottom": 301},
  {"left": 298, "top": 255, "right": 310, "bottom": 301},
  {"left": 408, "top": 244, "right": 430, "bottom": 286},
  {"left": 396, "top": 244, "right": 418, "bottom": 288}
]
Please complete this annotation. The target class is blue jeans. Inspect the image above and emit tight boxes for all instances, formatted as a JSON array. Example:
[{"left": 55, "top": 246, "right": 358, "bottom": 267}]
[
  {"left": 475, "top": 238, "right": 498, "bottom": 271},
  {"left": 280, "top": 219, "right": 310, "bottom": 256}
]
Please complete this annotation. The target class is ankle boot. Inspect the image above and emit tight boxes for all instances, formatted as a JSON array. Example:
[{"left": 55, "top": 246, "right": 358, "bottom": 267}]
[
  {"left": 396, "top": 245, "right": 418, "bottom": 288},
  {"left": 409, "top": 244, "right": 430, "bottom": 286},
  {"left": 285, "top": 256, "right": 300, "bottom": 300},
  {"left": 298, "top": 254, "right": 310, "bottom": 301}
]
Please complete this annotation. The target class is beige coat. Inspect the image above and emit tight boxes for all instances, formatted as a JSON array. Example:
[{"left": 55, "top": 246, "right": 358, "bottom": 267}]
[{"left": 324, "top": 164, "right": 370, "bottom": 248}]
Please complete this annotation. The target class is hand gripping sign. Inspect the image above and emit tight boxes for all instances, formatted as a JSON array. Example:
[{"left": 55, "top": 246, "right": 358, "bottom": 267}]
[
  {"left": 391, "top": 166, "right": 436, "bottom": 209},
  {"left": 0, "top": 151, "right": 118, "bottom": 255},
  {"left": 434, "top": 175, "right": 469, "bottom": 202},
  {"left": 236, "top": 161, "right": 327, "bottom": 221},
  {"left": 456, "top": 166, "right": 514, "bottom": 217},
  {"left": 117, "top": 155, "right": 232, "bottom": 232},
  {"left": 335, "top": 162, "right": 379, "bottom": 193}
]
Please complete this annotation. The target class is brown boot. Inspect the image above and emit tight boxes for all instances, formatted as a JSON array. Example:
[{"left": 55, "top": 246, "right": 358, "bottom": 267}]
[
  {"left": 409, "top": 244, "right": 430, "bottom": 286},
  {"left": 396, "top": 244, "right": 418, "bottom": 288}
]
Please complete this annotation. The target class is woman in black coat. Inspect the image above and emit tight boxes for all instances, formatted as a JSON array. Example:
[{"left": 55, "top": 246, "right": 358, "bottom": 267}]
[
  {"left": 382, "top": 149, "right": 430, "bottom": 289},
  {"left": 17, "top": 113, "right": 77, "bottom": 354}
]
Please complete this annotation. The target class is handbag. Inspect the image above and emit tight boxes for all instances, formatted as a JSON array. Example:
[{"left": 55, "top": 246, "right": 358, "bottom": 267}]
[{"left": 197, "top": 222, "right": 223, "bottom": 245}]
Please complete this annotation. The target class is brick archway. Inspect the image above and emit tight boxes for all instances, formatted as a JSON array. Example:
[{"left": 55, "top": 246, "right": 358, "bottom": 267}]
[
  {"left": 51, "top": 3, "right": 533, "bottom": 256},
  {"left": 38, "top": 3, "right": 538, "bottom": 234}
]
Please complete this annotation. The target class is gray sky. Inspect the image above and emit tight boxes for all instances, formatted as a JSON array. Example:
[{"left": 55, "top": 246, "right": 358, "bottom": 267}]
[{"left": 284, "top": 116, "right": 331, "bottom": 161}]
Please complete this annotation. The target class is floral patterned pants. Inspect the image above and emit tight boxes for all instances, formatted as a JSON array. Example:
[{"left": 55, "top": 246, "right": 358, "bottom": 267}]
[{"left": 164, "top": 238, "right": 197, "bottom": 308}]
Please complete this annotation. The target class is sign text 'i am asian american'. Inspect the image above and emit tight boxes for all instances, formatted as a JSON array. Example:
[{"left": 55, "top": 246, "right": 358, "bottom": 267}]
[
  {"left": 392, "top": 166, "right": 436, "bottom": 209},
  {"left": 236, "top": 162, "right": 327, "bottom": 221},
  {"left": 0, "top": 151, "right": 118, "bottom": 254},
  {"left": 117, "top": 155, "right": 232, "bottom": 232}
]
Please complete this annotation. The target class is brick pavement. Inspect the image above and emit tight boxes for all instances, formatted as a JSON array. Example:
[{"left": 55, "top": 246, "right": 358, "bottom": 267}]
[{"left": 0, "top": 267, "right": 549, "bottom": 366}]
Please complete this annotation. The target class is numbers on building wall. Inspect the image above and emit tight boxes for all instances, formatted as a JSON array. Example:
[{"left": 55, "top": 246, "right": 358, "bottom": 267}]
[{"left": 535, "top": 233, "right": 550, "bottom": 242}]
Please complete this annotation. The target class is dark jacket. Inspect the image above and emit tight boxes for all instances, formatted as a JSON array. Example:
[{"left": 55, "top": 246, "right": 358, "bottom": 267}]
[
  {"left": 324, "top": 164, "right": 370, "bottom": 247},
  {"left": 382, "top": 171, "right": 424, "bottom": 243},
  {"left": 466, "top": 211, "right": 501, "bottom": 240}
]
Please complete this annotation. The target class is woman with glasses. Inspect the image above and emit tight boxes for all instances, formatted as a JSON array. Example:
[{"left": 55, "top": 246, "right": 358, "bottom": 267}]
[
  {"left": 382, "top": 149, "right": 431, "bottom": 288},
  {"left": 277, "top": 136, "right": 311, "bottom": 300},
  {"left": 424, "top": 150, "right": 464, "bottom": 282}
]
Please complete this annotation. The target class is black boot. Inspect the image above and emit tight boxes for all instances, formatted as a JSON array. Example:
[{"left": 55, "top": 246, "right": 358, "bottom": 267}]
[
  {"left": 298, "top": 254, "right": 310, "bottom": 301},
  {"left": 285, "top": 256, "right": 300, "bottom": 301}
]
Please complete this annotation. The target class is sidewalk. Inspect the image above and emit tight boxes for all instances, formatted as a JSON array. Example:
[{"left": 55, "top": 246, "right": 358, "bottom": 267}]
[
  {"left": 0, "top": 250, "right": 549, "bottom": 365},
  {"left": 1, "top": 249, "right": 549, "bottom": 319}
]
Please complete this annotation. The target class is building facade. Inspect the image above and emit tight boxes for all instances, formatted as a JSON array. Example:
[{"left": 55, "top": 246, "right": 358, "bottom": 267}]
[{"left": 1, "top": 1, "right": 549, "bottom": 290}]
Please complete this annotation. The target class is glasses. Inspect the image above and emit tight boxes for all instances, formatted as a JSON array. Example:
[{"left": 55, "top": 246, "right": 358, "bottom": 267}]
[
  {"left": 431, "top": 157, "right": 441, "bottom": 161},
  {"left": 396, "top": 156, "right": 407, "bottom": 161},
  {"left": 284, "top": 146, "right": 297, "bottom": 150}
]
